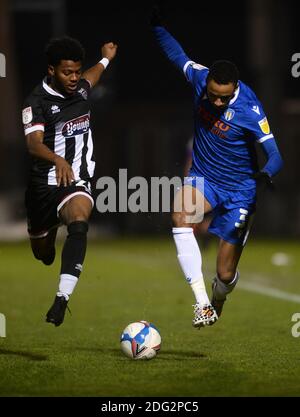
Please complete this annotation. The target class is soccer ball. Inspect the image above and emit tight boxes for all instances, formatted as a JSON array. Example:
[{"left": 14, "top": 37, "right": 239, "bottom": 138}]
[{"left": 120, "top": 321, "right": 161, "bottom": 360}]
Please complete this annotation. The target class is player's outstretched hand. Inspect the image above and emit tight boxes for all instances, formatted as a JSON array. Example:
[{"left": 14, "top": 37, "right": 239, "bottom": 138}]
[
  {"left": 150, "top": 3, "right": 165, "bottom": 27},
  {"left": 101, "top": 42, "right": 118, "bottom": 62},
  {"left": 54, "top": 155, "right": 75, "bottom": 187},
  {"left": 253, "top": 171, "right": 275, "bottom": 191}
]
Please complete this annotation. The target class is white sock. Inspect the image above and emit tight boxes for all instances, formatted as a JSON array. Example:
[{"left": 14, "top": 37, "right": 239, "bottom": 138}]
[
  {"left": 57, "top": 274, "right": 78, "bottom": 301},
  {"left": 173, "top": 227, "right": 210, "bottom": 306},
  {"left": 213, "top": 271, "right": 239, "bottom": 301}
]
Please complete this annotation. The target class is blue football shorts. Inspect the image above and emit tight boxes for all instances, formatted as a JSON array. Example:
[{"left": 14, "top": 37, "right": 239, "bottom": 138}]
[{"left": 184, "top": 174, "right": 256, "bottom": 246}]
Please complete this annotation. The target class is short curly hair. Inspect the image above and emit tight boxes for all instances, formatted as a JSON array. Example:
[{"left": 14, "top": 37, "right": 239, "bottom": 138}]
[
  {"left": 207, "top": 60, "right": 239, "bottom": 86},
  {"left": 45, "top": 36, "right": 85, "bottom": 66}
]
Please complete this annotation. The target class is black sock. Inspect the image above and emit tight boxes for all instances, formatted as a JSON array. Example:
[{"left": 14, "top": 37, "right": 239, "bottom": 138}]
[{"left": 61, "top": 221, "right": 88, "bottom": 278}]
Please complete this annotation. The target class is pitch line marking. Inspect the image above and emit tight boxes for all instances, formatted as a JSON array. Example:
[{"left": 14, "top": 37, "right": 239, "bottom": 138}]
[{"left": 238, "top": 281, "right": 300, "bottom": 304}]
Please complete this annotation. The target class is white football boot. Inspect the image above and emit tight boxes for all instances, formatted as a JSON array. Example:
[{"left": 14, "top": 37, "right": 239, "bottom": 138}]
[{"left": 192, "top": 303, "right": 218, "bottom": 328}]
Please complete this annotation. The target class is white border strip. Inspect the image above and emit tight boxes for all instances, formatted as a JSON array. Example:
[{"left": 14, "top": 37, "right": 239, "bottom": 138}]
[
  {"left": 257, "top": 134, "right": 274, "bottom": 143},
  {"left": 29, "top": 230, "right": 49, "bottom": 239},
  {"left": 43, "top": 79, "right": 65, "bottom": 98},
  {"left": 29, "top": 223, "right": 61, "bottom": 239},
  {"left": 83, "top": 77, "right": 92, "bottom": 88},
  {"left": 24, "top": 124, "right": 45, "bottom": 135},
  {"left": 57, "top": 191, "right": 94, "bottom": 214},
  {"left": 229, "top": 84, "right": 240, "bottom": 105},
  {"left": 183, "top": 60, "right": 195, "bottom": 74}
]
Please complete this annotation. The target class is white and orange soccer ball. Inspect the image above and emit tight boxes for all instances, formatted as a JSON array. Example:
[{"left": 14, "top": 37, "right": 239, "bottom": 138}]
[{"left": 120, "top": 321, "right": 161, "bottom": 360}]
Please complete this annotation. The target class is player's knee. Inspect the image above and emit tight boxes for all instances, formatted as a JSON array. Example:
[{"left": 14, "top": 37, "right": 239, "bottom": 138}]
[
  {"left": 172, "top": 211, "right": 191, "bottom": 228},
  {"left": 217, "top": 268, "right": 237, "bottom": 283},
  {"left": 172, "top": 211, "right": 181, "bottom": 227},
  {"left": 67, "top": 221, "right": 88, "bottom": 238},
  {"left": 66, "top": 211, "right": 90, "bottom": 223}
]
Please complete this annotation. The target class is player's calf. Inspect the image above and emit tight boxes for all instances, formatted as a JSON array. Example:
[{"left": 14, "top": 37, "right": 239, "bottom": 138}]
[
  {"left": 211, "top": 272, "right": 240, "bottom": 317},
  {"left": 30, "top": 228, "right": 57, "bottom": 265},
  {"left": 60, "top": 221, "right": 88, "bottom": 278},
  {"left": 31, "top": 241, "right": 56, "bottom": 265},
  {"left": 45, "top": 221, "right": 89, "bottom": 326}
]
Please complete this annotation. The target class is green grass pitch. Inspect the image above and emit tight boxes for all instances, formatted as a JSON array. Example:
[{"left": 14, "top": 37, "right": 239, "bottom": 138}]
[{"left": 1, "top": 237, "right": 300, "bottom": 396}]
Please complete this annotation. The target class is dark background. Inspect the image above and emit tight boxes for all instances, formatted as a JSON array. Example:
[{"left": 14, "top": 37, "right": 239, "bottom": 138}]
[{"left": 0, "top": 0, "right": 299, "bottom": 238}]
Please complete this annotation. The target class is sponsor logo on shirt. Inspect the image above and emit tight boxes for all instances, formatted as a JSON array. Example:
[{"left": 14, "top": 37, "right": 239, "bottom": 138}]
[
  {"left": 51, "top": 105, "right": 60, "bottom": 114},
  {"left": 62, "top": 114, "right": 90, "bottom": 137},
  {"left": 198, "top": 105, "right": 231, "bottom": 138},
  {"left": 251, "top": 105, "right": 260, "bottom": 115}
]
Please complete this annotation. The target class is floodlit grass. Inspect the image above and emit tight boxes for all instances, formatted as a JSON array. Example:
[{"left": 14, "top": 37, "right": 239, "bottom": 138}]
[{"left": 0, "top": 237, "right": 300, "bottom": 396}]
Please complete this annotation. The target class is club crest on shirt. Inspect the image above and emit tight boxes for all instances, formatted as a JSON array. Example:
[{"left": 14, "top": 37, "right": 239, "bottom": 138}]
[
  {"left": 224, "top": 108, "right": 235, "bottom": 121},
  {"left": 22, "top": 106, "right": 33, "bottom": 124},
  {"left": 62, "top": 114, "right": 90, "bottom": 137},
  {"left": 258, "top": 117, "right": 270, "bottom": 134}
]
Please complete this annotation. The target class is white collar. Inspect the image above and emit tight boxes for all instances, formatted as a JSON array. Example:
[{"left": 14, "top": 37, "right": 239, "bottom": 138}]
[
  {"left": 229, "top": 83, "right": 240, "bottom": 105},
  {"left": 203, "top": 83, "right": 240, "bottom": 105},
  {"left": 42, "top": 79, "right": 65, "bottom": 98}
]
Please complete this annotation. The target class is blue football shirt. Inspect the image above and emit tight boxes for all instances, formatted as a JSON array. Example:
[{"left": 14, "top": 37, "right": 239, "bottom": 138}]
[
  {"left": 153, "top": 26, "right": 282, "bottom": 189},
  {"left": 184, "top": 62, "right": 274, "bottom": 190}
]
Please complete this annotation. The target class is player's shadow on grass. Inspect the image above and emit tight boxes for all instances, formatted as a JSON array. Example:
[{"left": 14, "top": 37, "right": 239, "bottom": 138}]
[
  {"left": 76, "top": 347, "right": 206, "bottom": 360},
  {"left": 0, "top": 348, "right": 48, "bottom": 361},
  {"left": 157, "top": 350, "right": 206, "bottom": 360}
]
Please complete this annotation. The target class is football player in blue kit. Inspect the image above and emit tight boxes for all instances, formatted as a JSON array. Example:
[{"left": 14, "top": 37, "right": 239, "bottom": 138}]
[{"left": 151, "top": 9, "right": 283, "bottom": 328}]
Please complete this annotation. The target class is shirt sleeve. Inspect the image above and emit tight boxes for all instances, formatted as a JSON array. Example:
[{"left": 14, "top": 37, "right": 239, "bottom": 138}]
[
  {"left": 153, "top": 26, "right": 208, "bottom": 93},
  {"left": 184, "top": 63, "right": 208, "bottom": 94},
  {"left": 259, "top": 137, "right": 283, "bottom": 177},
  {"left": 78, "top": 78, "right": 92, "bottom": 98},
  {"left": 246, "top": 100, "right": 274, "bottom": 144},
  {"left": 245, "top": 99, "right": 283, "bottom": 176},
  {"left": 22, "top": 96, "right": 45, "bottom": 136}
]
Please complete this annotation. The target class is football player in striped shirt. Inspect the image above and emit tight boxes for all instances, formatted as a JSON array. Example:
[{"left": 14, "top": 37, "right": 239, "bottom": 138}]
[{"left": 22, "top": 36, "right": 117, "bottom": 326}]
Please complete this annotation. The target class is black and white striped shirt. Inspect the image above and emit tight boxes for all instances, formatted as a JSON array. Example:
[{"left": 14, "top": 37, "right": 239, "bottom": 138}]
[{"left": 22, "top": 77, "right": 95, "bottom": 185}]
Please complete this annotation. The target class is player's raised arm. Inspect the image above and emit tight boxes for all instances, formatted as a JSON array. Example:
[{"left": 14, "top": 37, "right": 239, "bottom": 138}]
[
  {"left": 150, "top": 6, "right": 208, "bottom": 91},
  {"left": 151, "top": 17, "right": 191, "bottom": 73},
  {"left": 82, "top": 42, "right": 117, "bottom": 88}
]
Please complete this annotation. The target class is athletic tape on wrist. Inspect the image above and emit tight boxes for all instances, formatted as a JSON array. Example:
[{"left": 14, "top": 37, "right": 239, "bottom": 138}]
[{"left": 99, "top": 57, "right": 109, "bottom": 69}]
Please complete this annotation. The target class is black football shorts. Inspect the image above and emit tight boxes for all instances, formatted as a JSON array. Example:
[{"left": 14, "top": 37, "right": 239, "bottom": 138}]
[{"left": 25, "top": 179, "right": 94, "bottom": 238}]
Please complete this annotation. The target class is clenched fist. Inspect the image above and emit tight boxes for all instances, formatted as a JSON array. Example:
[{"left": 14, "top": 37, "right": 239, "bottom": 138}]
[{"left": 101, "top": 42, "right": 118, "bottom": 62}]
